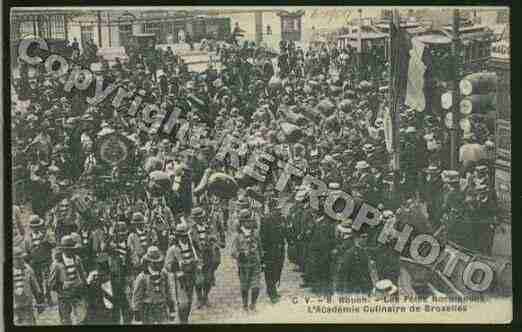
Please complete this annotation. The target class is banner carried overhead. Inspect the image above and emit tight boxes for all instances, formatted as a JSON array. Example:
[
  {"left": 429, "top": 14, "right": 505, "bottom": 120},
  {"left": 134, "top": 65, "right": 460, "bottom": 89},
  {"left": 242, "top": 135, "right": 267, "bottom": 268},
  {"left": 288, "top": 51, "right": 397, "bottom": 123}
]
[{"left": 405, "top": 38, "right": 427, "bottom": 111}]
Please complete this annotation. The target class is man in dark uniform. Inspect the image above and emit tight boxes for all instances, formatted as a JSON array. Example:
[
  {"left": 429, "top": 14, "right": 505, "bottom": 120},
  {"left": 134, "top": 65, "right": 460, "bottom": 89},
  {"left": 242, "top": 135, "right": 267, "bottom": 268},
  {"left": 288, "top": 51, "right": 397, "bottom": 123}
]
[
  {"left": 334, "top": 224, "right": 375, "bottom": 295},
  {"left": 440, "top": 170, "right": 466, "bottom": 245},
  {"left": 231, "top": 209, "right": 263, "bottom": 312},
  {"left": 24, "top": 215, "right": 54, "bottom": 305},
  {"left": 304, "top": 198, "right": 336, "bottom": 295},
  {"left": 263, "top": 56, "right": 275, "bottom": 83},
  {"left": 190, "top": 207, "right": 221, "bottom": 308},
  {"left": 85, "top": 255, "right": 115, "bottom": 324},
  {"left": 331, "top": 219, "right": 354, "bottom": 277},
  {"left": 259, "top": 185, "right": 286, "bottom": 303},
  {"left": 106, "top": 221, "right": 133, "bottom": 324},
  {"left": 77, "top": 214, "right": 106, "bottom": 273},
  {"left": 422, "top": 164, "right": 444, "bottom": 229}
]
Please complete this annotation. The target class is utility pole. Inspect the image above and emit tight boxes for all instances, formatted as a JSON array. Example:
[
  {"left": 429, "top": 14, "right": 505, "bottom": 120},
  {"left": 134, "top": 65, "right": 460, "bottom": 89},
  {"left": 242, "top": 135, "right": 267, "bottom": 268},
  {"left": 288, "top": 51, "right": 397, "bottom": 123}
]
[{"left": 450, "top": 9, "right": 461, "bottom": 170}]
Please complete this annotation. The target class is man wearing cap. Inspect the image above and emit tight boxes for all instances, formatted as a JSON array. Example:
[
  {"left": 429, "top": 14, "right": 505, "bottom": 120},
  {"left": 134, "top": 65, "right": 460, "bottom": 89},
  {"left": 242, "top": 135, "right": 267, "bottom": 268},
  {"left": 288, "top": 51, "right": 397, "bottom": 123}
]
[
  {"left": 231, "top": 209, "right": 264, "bottom": 312},
  {"left": 164, "top": 223, "right": 198, "bottom": 323},
  {"left": 370, "top": 210, "right": 401, "bottom": 285},
  {"left": 464, "top": 183, "right": 496, "bottom": 254},
  {"left": 286, "top": 184, "right": 313, "bottom": 278},
  {"left": 13, "top": 246, "right": 44, "bottom": 325},
  {"left": 85, "top": 255, "right": 116, "bottom": 324},
  {"left": 128, "top": 212, "right": 158, "bottom": 277},
  {"left": 54, "top": 198, "right": 79, "bottom": 247},
  {"left": 133, "top": 246, "right": 174, "bottom": 324},
  {"left": 24, "top": 215, "right": 54, "bottom": 305},
  {"left": 332, "top": 219, "right": 354, "bottom": 275},
  {"left": 259, "top": 185, "right": 287, "bottom": 303},
  {"left": 77, "top": 212, "right": 106, "bottom": 274},
  {"left": 352, "top": 160, "right": 372, "bottom": 201},
  {"left": 440, "top": 170, "right": 466, "bottom": 243},
  {"left": 147, "top": 194, "right": 175, "bottom": 253},
  {"left": 422, "top": 164, "right": 444, "bottom": 228},
  {"left": 48, "top": 235, "right": 88, "bottom": 325},
  {"left": 190, "top": 207, "right": 220, "bottom": 308},
  {"left": 106, "top": 221, "right": 133, "bottom": 324},
  {"left": 304, "top": 196, "right": 337, "bottom": 295},
  {"left": 334, "top": 225, "right": 375, "bottom": 295}
]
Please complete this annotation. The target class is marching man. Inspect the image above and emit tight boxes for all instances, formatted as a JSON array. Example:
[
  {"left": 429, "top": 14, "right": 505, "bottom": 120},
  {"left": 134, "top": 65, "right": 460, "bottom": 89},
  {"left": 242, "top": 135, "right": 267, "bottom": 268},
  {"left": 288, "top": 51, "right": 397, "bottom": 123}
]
[
  {"left": 164, "top": 223, "right": 199, "bottom": 323},
  {"left": 231, "top": 209, "right": 264, "bottom": 312},
  {"left": 128, "top": 212, "right": 158, "bottom": 278},
  {"left": 48, "top": 235, "right": 88, "bottom": 325},
  {"left": 13, "top": 247, "right": 44, "bottom": 325},
  {"left": 24, "top": 215, "right": 54, "bottom": 305},
  {"left": 133, "top": 246, "right": 175, "bottom": 324},
  {"left": 190, "top": 207, "right": 221, "bottom": 308}
]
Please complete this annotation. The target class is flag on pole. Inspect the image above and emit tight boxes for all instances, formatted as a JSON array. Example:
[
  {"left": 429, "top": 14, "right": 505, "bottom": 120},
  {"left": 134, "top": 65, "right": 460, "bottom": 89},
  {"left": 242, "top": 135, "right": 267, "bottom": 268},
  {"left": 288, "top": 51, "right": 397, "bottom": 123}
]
[{"left": 405, "top": 38, "right": 428, "bottom": 111}]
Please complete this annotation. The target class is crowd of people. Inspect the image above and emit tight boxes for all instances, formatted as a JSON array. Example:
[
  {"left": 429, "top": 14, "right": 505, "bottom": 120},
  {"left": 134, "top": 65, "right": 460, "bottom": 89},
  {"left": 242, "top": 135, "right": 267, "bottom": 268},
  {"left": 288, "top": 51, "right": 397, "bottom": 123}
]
[{"left": 11, "top": 34, "right": 500, "bottom": 326}]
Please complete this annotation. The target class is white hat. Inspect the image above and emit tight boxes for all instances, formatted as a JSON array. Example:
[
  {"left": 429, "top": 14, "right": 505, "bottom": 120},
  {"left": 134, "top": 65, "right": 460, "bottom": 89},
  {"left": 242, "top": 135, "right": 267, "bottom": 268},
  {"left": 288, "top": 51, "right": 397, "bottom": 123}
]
[
  {"left": 375, "top": 279, "right": 398, "bottom": 296},
  {"left": 355, "top": 161, "right": 370, "bottom": 170}
]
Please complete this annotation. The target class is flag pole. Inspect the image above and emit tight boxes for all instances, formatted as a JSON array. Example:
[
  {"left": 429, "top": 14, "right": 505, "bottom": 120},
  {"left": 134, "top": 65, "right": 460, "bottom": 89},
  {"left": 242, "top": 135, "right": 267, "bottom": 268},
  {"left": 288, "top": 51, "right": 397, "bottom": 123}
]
[
  {"left": 450, "top": 9, "right": 461, "bottom": 170},
  {"left": 389, "top": 9, "right": 401, "bottom": 205}
]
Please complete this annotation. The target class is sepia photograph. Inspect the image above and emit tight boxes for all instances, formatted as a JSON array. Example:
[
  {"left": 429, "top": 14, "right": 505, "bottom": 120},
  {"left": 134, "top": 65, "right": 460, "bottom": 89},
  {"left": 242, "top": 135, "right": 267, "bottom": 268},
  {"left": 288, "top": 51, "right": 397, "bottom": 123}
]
[{"left": 6, "top": 5, "right": 512, "bottom": 325}]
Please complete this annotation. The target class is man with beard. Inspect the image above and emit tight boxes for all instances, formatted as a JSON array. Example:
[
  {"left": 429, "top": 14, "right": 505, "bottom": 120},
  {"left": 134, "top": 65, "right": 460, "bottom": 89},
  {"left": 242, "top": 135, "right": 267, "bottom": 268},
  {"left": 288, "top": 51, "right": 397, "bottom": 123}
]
[
  {"left": 24, "top": 215, "right": 54, "bottom": 305},
  {"left": 259, "top": 185, "right": 287, "bottom": 303},
  {"left": 231, "top": 209, "right": 263, "bottom": 312},
  {"left": 190, "top": 207, "right": 221, "bottom": 308},
  {"left": 49, "top": 235, "right": 88, "bottom": 325},
  {"left": 164, "top": 223, "right": 198, "bottom": 323},
  {"left": 133, "top": 246, "right": 174, "bottom": 324}
]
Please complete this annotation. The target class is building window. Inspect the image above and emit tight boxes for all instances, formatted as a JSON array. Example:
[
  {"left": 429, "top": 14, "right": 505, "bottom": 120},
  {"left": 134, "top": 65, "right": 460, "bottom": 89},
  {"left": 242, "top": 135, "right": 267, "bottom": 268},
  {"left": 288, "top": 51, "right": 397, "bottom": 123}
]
[
  {"left": 282, "top": 19, "right": 294, "bottom": 32},
  {"left": 144, "top": 22, "right": 160, "bottom": 33},
  {"left": 48, "top": 16, "right": 65, "bottom": 39},
  {"left": 19, "top": 20, "right": 34, "bottom": 37},
  {"left": 119, "top": 24, "right": 132, "bottom": 34},
  {"left": 81, "top": 25, "right": 95, "bottom": 46}
]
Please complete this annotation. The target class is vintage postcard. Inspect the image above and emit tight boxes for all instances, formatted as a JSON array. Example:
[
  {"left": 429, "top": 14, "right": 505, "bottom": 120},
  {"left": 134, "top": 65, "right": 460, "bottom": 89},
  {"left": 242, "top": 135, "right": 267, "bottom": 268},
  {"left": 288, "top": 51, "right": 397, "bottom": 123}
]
[{"left": 6, "top": 5, "right": 511, "bottom": 325}]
